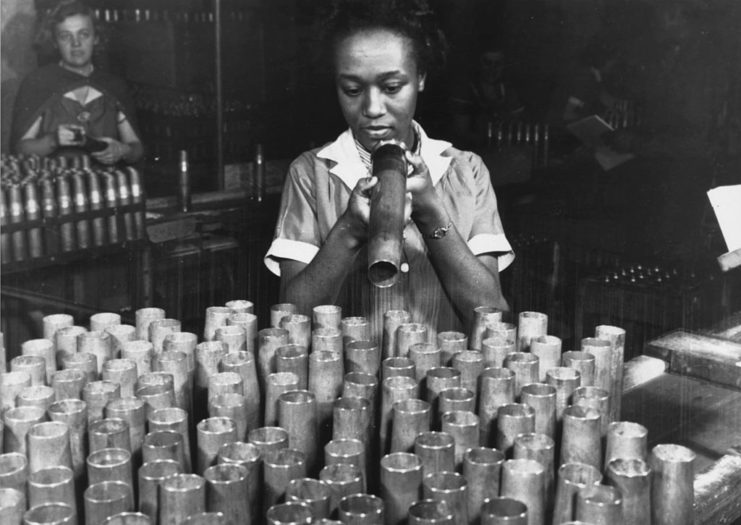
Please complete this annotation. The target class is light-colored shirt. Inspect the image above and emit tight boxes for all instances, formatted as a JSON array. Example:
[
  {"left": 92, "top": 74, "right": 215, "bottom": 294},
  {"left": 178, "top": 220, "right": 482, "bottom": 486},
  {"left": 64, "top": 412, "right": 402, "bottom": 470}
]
[{"left": 265, "top": 123, "right": 514, "bottom": 341}]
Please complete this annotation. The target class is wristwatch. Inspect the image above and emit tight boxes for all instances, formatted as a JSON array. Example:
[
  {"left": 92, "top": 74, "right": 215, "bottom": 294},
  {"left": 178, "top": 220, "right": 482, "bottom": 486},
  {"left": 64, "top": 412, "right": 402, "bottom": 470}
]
[{"left": 425, "top": 222, "right": 453, "bottom": 240}]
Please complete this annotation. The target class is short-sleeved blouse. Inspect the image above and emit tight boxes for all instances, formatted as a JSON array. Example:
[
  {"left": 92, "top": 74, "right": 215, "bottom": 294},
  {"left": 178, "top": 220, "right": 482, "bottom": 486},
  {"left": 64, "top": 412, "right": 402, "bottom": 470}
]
[{"left": 265, "top": 124, "right": 514, "bottom": 341}]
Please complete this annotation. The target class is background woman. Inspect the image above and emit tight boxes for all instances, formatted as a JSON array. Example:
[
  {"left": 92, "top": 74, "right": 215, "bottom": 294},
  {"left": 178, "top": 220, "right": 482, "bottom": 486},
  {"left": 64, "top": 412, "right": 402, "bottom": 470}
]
[
  {"left": 265, "top": 0, "right": 513, "bottom": 341},
  {"left": 11, "top": 0, "right": 143, "bottom": 165}
]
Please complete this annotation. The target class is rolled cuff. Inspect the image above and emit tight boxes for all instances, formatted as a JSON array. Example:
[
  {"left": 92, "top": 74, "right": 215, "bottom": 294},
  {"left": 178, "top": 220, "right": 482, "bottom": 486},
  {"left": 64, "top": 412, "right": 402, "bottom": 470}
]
[
  {"left": 468, "top": 233, "right": 515, "bottom": 271},
  {"left": 264, "top": 238, "right": 320, "bottom": 276}
]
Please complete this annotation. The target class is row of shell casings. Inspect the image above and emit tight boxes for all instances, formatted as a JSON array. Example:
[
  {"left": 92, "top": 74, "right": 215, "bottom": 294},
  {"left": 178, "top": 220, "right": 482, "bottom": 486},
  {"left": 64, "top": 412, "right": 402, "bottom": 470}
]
[
  {"left": 1, "top": 303, "right": 690, "bottom": 525},
  {"left": 0, "top": 166, "right": 144, "bottom": 264}
]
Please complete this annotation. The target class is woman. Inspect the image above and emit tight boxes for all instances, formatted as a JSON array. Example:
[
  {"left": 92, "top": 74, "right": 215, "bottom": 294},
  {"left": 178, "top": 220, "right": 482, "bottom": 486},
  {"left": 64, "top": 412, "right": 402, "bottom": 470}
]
[
  {"left": 265, "top": 0, "right": 513, "bottom": 341},
  {"left": 11, "top": 0, "right": 143, "bottom": 165}
]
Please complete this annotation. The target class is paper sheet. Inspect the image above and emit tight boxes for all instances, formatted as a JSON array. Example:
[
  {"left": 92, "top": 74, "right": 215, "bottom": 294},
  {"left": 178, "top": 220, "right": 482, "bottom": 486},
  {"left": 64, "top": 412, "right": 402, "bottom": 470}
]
[{"left": 707, "top": 184, "right": 741, "bottom": 252}]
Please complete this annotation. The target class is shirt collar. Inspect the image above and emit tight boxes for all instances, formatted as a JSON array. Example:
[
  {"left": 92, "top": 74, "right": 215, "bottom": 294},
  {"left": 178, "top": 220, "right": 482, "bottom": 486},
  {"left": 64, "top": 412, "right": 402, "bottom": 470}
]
[{"left": 317, "top": 122, "right": 453, "bottom": 190}]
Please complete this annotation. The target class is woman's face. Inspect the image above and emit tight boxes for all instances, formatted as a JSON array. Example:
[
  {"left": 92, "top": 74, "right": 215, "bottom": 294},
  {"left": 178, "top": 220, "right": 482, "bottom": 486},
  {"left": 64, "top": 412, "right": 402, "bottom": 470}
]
[
  {"left": 334, "top": 28, "right": 425, "bottom": 152},
  {"left": 55, "top": 14, "right": 97, "bottom": 72}
]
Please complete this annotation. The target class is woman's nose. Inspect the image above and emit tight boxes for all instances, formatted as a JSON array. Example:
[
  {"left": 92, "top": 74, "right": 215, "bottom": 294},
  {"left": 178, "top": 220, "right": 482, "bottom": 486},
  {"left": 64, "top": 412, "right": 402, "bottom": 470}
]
[
  {"left": 362, "top": 88, "right": 385, "bottom": 118},
  {"left": 71, "top": 35, "right": 82, "bottom": 47}
]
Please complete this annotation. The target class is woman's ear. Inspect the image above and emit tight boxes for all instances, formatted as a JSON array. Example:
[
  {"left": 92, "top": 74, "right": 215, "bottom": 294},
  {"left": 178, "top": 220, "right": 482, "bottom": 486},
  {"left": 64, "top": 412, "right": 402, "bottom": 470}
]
[{"left": 418, "top": 73, "right": 427, "bottom": 92}]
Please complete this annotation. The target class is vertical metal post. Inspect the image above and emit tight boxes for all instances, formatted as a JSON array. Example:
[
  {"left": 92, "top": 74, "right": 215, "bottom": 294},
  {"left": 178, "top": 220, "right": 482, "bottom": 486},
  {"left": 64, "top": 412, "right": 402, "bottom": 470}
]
[{"left": 214, "top": 0, "right": 225, "bottom": 190}]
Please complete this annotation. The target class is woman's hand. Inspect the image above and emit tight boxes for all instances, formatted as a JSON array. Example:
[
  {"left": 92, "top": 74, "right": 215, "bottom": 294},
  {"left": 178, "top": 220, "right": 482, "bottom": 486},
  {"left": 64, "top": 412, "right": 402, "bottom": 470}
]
[
  {"left": 91, "top": 137, "right": 131, "bottom": 165},
  {"left": 405, "top": 150, "right": 444, "bottom": 224},
  {"left": 56, "top": 124, "right": 85, "bottom": 147}
]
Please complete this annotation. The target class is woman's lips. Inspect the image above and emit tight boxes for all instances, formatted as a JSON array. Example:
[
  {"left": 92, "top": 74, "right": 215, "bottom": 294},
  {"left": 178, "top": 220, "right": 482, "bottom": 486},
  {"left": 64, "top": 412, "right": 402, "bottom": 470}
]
[{"left": 363, "top": 126, "right": 392, "bottom": 139}]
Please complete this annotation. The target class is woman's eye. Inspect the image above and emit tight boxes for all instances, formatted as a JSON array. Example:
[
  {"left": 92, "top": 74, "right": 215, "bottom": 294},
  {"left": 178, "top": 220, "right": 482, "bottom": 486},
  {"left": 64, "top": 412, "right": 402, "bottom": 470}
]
[
  {"left": 58, "top": 33, "right": 72, "bottom": 42},
  {"left": 384, "top": 84, "right": 402, "bottom": 94},
  {"left": 342, "top": 86, "right": 361, "bottom": 97}
]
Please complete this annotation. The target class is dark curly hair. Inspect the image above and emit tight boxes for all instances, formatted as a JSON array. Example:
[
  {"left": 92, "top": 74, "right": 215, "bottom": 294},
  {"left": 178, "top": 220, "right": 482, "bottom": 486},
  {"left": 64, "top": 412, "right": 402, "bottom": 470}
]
[
  {"left": 322, "top": 0, "right": 448, "bottom": 78},
  {"left": 34, "top": 0, "right": 107, "bottom": 58}
]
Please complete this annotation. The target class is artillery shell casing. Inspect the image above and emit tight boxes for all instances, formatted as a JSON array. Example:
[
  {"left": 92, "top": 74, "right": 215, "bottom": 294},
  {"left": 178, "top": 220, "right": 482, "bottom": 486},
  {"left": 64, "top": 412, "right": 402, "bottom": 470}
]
[
  {"left": 390, "top": 398, "right": 431, "bottom": 453},
  {"left": 286, "top": 477, "right": 331, "bottom": 520},
  {"left": 520, "top": 383, "right": 557, "bottom": 439},
  {"left": 649, "top": 443, "right": 695, "bottom": 525},
  {"left": 86, "top": 448, "right": 133, "bottom": 501},
  {"left": 265, "top": 501, "right": 312, "bottom": 525},
  {"left": 414, "top": 431, "right": 455, "bottom": 477},
  {"left": 470, "top": 306, "right": 503, "bottom": 351},
  {"left": 203, "top": 307, "right": 232, "bottom": 342},
  {"left": 275, "top": 345, "right": 309, "bottom": 390},
  {"left": 0, "top": 371, "right": 31, "bottom": 412},
  {"left": 605, "top": 421, "right": 648, "bottom": 468},
  {"left": 500, "top": 459, "right": 546, "bottom": 525},
  {"left": 89, "top": 418, "right": 131, "bottom": 454},
  {"left": 269, "top": 303, "right": 298, "bottom": 329},
  {"left": 503, "top": 352, "right": 539, "bottom": 397},
  {"left": 318, "top": 463, "right": 364, "bottom": 516},
  {"left": 265, "top": 372, "right": 300, "bottom": 427},
  {"left": 408, "top": 343, "right": 440, "bottom": 383},
  {"left": 11, "top": 355, "right": 46, "bottom": 386},
  {"left": 552, "top": 462, "right": 602, "bottom": 525},
  {"left": 513, "top": 433, "right": 555, "bottom": 514},
  {"left": 572, "top": 386, "right": 610, "bottom": 436},
  {"left": 217, "top": 441, "right": 261, "bottom": 519},
  {"left": 219, "top": 351, "right": 260, "bottom": 434},
  {"left": 545, "top": 367, "right": 581, "bottom": 422},
  {"left": 595, "top": 325, "right": 626, "bottom": 423},
  {"left": 451, "top": 351, "right": 484, "bottom": 405},
  {"left": 422, "top": 471, "right": 469, "bottom": 525},
  {"left": 560, "top": 406, "right": 602, "bottom": 470},
  {"left": 312, "top": 327, "right": 343, "bottom": 355},
  {"left": 344, "top": 340, "right": 381, "bottom": 377},
  {"left": 149, "top": 319, "right": 181, "bottom": 355},
  {"left": 338, "top": 493, "right": 384, "bottom": 525},
  {"left": 495, "top": 403, "right": 535, "bottom": 456},
  {"left": 21, "top": 339, "right": 56, "bottom": 385},
  {"left": 215, "top": 325, "right": 246, "bottom": 355},
  {"left": 561, "top": 351, "right": 595, "bottom": 387},
  {"left": 55, "top": 326, "right": 87, "bottom": 370},
  {"left": 463, "top": 447, "right": 505, "bottom": 524},
  {"left": 90, "top": 313, "right": 121, "bottom": 333},
  {"left": 530, "top": 335, "right": 562, "bottom": 382},
  {"left": 441, "top": 410, "right": 480, "bottom": 470},
  {"left": 102, "top": 359, "right": 138, "bottom": 398},
  {"left": 380, "top": 452, "right": 423, "bottom": 525},
  {"left": 395, "top": 323, "right": 428, "bottom": 359},
  {"left": 195, "top": 417, "right": 237, "bottom": 476},
  {"left": 381, "top": 356, "right": 416, "bottom": 382},
  {"left": 226, "top": 313, "right": 258, "bottom": 355},
  {"left": 341, "top": 316, "right": 371, "bottom": 346},
  {"left": 28, "top": 465, "right": 77, "bottom": 518},
  {"left": 84, "top": 480, "right": 133, "bottom": 525},
  {"left": 147, "top": 407, "right": 192, "bottom": 473},
  {"left": 3, "top": 406, "right": 47, "bottom": 456},
  {"left": 142, "top": 430, "right": 187, "bottom": 471},
  {"left": 332, "top": 396, "right": 371, "bottom": 451},
  {"left": 204, "top": 463, "right": 250, "bottom": 525},
  {"left": 580, "top": 337, "right": 614, "bottom": 423},
  {"left": 313, "top": 304, "right": 342, "bottom": 331},
  {"left": 47, "top": 399, "right": 87, "bottom": 481},
  {"left": 575, "top": 484, "right": 623, "bottom": 524},
  {"left": 380, "top": 375, "right": 418, "bottom": 454},
  {"left": 82, "top": 380, "right": 120, "bottom": 426},
  {"left": 263, "top": 448, "right": 307, "bottom": 512},
  {"left": 134, "top": 308, "right": 165, "bottom": 342},
  {"left": 137, "top": 459, "right": 181, "bottom": 521},
  {"left": 517, "top": 311, "right": 548, "bottom": 352},
  {"left": 382, "top": 310, "right": 411, "bottom": 360},
  {"left": 478, "top": 367, "right": 515, "bottom": 446},
  {"left": 121, "top": 341, "right": 154, "bottom": 378},
  {"left": 158, "top": 473, "right": 206, "bottom": 525},
  {"left": 480, "top": 498, "right": 528, "bottom": 525},
  {"left": 0, "top": 452, "right": 28, "bottom": 495},
  {"left": 606, "top": 458, "right": 651, "bottom": 525},
  {"left": 248, "top": 426, "right": 289, "bottom": 458},
  {"left": 280, "top": 314, "right": 312, "bottom": 351},
  {"left": 278, "top": 390, "right": 318, "bottom": 475}
]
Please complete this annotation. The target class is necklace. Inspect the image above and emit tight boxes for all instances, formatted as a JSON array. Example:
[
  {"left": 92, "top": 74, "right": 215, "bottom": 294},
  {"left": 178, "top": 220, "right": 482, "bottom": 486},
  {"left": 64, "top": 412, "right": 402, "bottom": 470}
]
[{"left": 75, "top": 85, "right": 92, "bottom": 123}]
